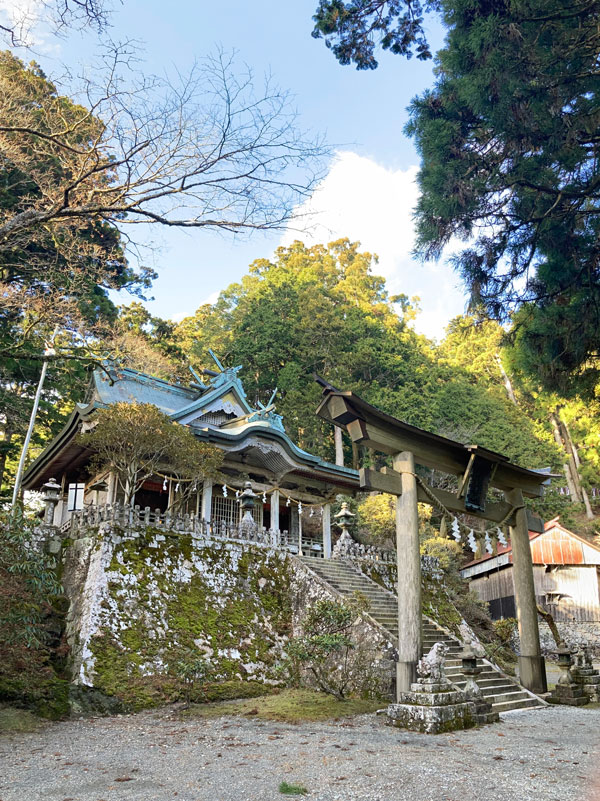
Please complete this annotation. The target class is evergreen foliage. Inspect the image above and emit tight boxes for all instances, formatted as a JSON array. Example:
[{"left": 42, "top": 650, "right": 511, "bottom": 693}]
[
  {"left": 406, "top": 0, "right": 600, "bottom": 395},
  {"left": 312, "top": 0, "right": 440, "bottom": 68},
  {"left": 0, "top": 510, "right": 69, "bottom": 717},
  {"left": 174, "top": 239, "right": 559, "bottom": 475},
  {"left": 311, "top": 0, "right": 600, "bottom": 395},
  {"left": 288, "top": 596, "right": 375, "bottom": 700}
]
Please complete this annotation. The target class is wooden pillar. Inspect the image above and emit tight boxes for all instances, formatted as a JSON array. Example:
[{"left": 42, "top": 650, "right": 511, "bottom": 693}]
[
  {"left": 201, "top": 479, "right": 212, "bottom": 522},
  {"left": 271, "top": 490, "right": 280, "bottom": 531},
  {"left": 322, "top": 503, "right": 331, "bottom": 558},
  {"left": 505, "top": 488, "right": 547, "bottom": 693},
  {"left": 334, "top": 426, "right": 344, "bottom": 467},
  {"left": 393, "top": 450, "right": 422, "bottom": 696}
]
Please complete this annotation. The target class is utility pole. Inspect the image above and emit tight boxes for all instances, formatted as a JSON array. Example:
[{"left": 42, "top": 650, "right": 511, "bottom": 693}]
[{"left": 11, "top": 330, "right": 57, "bottom": 511}]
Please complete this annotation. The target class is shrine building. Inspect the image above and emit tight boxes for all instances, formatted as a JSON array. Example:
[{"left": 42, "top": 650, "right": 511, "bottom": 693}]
[{"left": 22, "top": 359, "right": 360, "bottom": 556}]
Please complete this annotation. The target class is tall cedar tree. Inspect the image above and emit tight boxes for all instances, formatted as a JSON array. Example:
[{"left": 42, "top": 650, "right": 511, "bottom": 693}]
[{"left": 313, "top": 0, "right": 600, "bottom": 396}]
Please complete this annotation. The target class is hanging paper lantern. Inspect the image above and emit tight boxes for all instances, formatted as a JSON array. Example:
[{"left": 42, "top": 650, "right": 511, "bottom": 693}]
[
  {"left": 467, "top": 530, "right": 477, "bottom": 553},
  {"left": 451, "top": 518, "right": 462, "bottom": 542},
  {"left": 484, "top": 533, "right": 493, "bottom": 554}
]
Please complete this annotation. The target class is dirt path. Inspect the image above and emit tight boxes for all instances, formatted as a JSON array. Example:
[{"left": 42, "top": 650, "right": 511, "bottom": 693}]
[{"left": 1, "top": 705, "right": 599, "bottom": 801}]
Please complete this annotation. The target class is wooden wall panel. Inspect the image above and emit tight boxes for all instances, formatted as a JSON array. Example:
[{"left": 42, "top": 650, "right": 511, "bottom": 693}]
[{"left": 468, "top": 565, "right": 600, "bottom": 622}]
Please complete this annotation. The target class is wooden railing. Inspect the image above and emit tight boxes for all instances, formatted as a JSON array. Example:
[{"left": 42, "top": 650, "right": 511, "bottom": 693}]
[{"left": 62, "top": 503, "right": 324, "bottom": 556}]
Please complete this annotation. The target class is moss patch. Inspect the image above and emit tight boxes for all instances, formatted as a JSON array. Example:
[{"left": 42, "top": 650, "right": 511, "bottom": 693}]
[
  {"left": 0, "top": 706, "right": 46, "bottom": 734},
  {"left": 85, "top": 532, "right": 294, "bottom": 710},
  {"left": 183, "top": 688, "right": 382, "bottom": 723}
]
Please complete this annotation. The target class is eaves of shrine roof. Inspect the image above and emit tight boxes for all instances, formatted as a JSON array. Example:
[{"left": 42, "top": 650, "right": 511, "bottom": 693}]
[
  {"left": 23, "top": 366, "right": 360, "bottom": 490},
  {"left": 190, "top": 418, "right": 360, "bottom": 484}
]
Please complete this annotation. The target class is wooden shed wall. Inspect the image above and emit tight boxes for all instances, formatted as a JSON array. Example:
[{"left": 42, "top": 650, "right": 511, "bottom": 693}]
[{"left": 469, "top": 565, "right": 600, "bottom": 622}]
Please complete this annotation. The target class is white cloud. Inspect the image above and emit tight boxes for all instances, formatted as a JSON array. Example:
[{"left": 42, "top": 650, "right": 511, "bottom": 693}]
[
  {"left": 282, "top": 151, "right": 467, "bottom": 341},
  {"left": 0, "top": 0, "right": 59, "bottom": 51}
]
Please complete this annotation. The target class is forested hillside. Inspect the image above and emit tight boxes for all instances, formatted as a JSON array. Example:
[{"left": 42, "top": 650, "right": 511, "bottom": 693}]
[{"left": 4, "top": 238, "right": 597, "bottom": 531}]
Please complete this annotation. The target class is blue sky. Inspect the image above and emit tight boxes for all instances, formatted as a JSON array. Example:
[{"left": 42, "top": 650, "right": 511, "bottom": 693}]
[{"left": 17, "top": 1, "right": 468, "bottom": 339}]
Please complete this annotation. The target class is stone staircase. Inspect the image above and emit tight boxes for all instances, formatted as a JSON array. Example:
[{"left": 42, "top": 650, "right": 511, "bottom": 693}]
[{"left": 301, "top": 557, "right": 545, "bottom": 715}]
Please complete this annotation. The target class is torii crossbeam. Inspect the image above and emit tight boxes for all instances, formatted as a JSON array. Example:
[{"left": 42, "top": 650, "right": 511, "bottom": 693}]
[{"left": 316, "top": 383, "right": 551, "bottom": 697}]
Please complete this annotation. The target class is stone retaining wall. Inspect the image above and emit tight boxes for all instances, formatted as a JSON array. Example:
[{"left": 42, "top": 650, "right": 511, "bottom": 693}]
[
  {"left": 537, "top": 621, "right": 600, "bottom": 658},
  {"left": 62, "top": 523, "right": 294, "bottom": 709}
]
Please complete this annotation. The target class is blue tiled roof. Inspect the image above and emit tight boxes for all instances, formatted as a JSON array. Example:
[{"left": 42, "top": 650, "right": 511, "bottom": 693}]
[{"left": 93, "top": 368, "right": 199, "bottom": 415}]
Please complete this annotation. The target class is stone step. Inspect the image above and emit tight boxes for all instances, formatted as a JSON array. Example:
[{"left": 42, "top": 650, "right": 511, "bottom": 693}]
[
  {"left": 492, "top": 697, "right": 543, "bottom": 713},
  {"left": 454, "top": 683, "right": 518, "bottom": 698},
  {"left": 485, "top": 689, "right": 532, "bottom": 705},
  {"left": 302, "top": 557, "right": 545, "bottom": 715},
  {"left": 463, "top": 679, "right": 515, "bottom": 691}
]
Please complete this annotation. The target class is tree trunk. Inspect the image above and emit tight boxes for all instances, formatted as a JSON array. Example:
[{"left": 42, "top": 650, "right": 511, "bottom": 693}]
[
  {"left": 351, "top": 442, "right": 360, "bottom": 470},
  {"left": 495, "top": 354, "right": 518, "bottom": 405},
  {"left": 537, "top": 605, "right": 564, "bottom": 648},
  {"left": 550, "top": 412, "right": 580, "bottom": 502},
  {"left": 560, "top": 413, "right": 594, "bottom": 519}
]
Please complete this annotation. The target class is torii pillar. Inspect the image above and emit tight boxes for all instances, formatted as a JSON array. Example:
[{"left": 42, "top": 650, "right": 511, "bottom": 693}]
[
  {"left": 394, "top": 451, "right": 422, "bottom": 693},
  {"left": 505, "top": 488, "right": 547, "bottom": 694}
]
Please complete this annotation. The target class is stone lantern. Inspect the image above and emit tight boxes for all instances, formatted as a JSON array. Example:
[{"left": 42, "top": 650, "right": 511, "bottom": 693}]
[
  {"left": 332, "top": 501, "right": 356, "bottom": 558},
  {"left": 41, "top": 477, "right": 61, "bottom": 527},
  {"left": 334, "top": 501, "right": 355, "bottom": 533},
  {"left": 548, "top": 646, "right": 588, "bottom": 706},
  {"left": 239, "top": 481, "right": 257, "bottom": 532}
]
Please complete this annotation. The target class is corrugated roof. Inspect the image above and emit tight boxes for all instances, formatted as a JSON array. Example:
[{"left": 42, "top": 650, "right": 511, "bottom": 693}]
[{"left": 462, "top": 518, "right": 600, "bottom": 569}]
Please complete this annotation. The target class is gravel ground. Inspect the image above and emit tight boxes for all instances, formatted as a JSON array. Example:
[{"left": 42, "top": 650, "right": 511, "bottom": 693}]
[{"left": 1, "top": 705, "right": 599, "bottom": 801}]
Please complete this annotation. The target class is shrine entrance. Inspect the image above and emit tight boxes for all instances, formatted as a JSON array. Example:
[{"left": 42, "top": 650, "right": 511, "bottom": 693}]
[{"left": 316, "top": 383, "right": 551, "bottom": 698}]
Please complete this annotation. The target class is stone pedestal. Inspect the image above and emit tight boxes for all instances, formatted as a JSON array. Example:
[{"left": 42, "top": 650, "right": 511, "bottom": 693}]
[
  {"left": 548, "top": 648, "right": 589, "bottom": 706},
  {"left": 572, "top": 649, "right": 600, "bottom": 702},
  {"left": 387, "top": 642, "right": 475, "bottom": 734},
  {"left": 387, "top": 681, "right": 475, "bottom": 734},
  {"left": 461, "top": 646, "right": 499, "bottom": 726}
]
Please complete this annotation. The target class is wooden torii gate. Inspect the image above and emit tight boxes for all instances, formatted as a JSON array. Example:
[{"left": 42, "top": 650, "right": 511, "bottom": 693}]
[{"left": 316, "top": 385, "right": 550, "bottom": 697}]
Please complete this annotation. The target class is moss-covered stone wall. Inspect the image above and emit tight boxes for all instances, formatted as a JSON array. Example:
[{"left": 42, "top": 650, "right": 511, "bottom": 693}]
[{"left": 62, "top": 524, "right": 293, "bottom": 710}]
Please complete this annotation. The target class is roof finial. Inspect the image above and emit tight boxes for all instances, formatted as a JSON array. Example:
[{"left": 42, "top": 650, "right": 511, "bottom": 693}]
[
  {"left": 188, "top": 365, "right": 207, "bottom": 389},
  {"left": 208, "top": 349, "right": 225, "bottom": 372}
]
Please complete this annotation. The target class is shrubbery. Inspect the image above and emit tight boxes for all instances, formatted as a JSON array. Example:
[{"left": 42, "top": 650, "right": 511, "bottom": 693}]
[
  {"left": 288, "top": 596, "right": 384, "bottom": 700},
  {"left": 0, "top": 511, "right": 69, "bottom": 718}
]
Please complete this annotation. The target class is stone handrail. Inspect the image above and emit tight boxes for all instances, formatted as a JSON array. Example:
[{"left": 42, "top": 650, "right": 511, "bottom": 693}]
[
  {"left": 331, "top": 530, "right": 395, "bottom": 563},
  {"left": 64, "top": 502, "right": 302, "bottom": 552},
  {"left": 331, "top": 530, "right": 443, "bottom": 576}
]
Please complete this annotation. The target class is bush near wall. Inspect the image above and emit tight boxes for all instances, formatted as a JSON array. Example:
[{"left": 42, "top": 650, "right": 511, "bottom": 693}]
[{"left": 0, "top": 513, "right": 70, "bottom": 718}]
